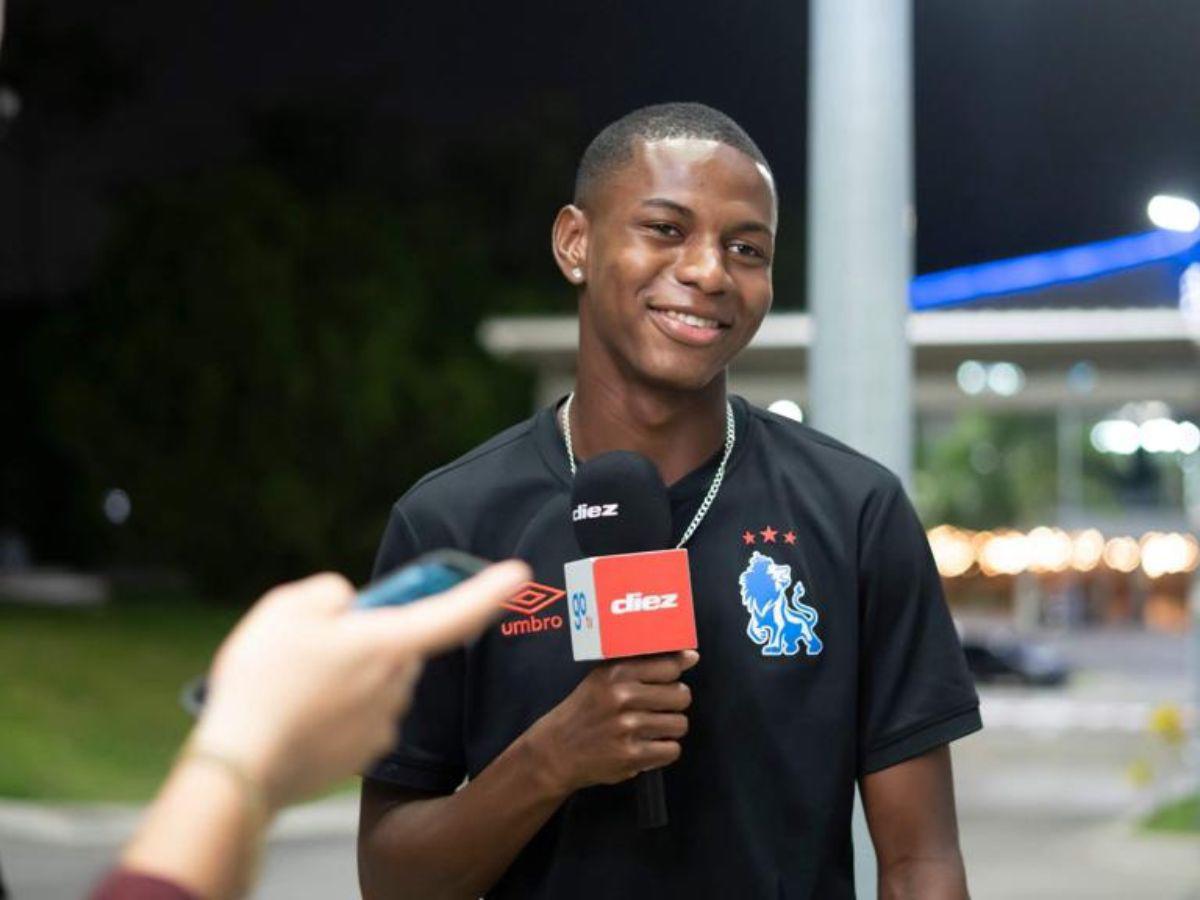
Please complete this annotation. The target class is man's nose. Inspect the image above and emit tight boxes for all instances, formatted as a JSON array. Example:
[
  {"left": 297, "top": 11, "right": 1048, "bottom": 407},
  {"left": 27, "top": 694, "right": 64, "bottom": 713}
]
[{"left": 675, "top": 239, "right": 732, "bottom": 295}]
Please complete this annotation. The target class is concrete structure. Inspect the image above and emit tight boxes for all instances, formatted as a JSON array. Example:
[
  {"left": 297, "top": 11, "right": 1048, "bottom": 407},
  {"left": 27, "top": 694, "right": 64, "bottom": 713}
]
[
  {"left": 479, "top": 231, "right": 1200, "bottom": 420},
  {"left": 481, "top": 304, "right": 1200, "bottom": 416}
]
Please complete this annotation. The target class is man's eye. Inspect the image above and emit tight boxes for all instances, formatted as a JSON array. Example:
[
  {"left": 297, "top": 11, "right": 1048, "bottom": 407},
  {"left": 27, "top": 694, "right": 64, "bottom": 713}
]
[
  {"left": 647, "top": 222, "right": 683, "bottom": 238},
  {"left": 729, "top": 241, "right": 766, "bottom": 260}
]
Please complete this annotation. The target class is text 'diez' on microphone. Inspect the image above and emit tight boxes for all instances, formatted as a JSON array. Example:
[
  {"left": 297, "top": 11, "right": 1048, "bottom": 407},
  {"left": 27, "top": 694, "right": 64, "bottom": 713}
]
[{"left": 563, "top": 450, "right": 697, "bottom": 829}]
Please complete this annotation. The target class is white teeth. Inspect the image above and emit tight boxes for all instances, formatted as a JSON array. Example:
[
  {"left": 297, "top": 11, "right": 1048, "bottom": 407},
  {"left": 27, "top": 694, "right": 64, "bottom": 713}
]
[{"left": 662, "top": 309, "right": 720, "bottom": 329}]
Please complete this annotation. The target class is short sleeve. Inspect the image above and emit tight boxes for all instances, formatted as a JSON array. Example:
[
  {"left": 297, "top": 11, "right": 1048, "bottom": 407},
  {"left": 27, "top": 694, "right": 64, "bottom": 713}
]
[
  {"left": 363, "top": 503, "right": 467, "bottom": 793},
  {"left": 857, "top": 481, "right": 981, "bottom": 776}
]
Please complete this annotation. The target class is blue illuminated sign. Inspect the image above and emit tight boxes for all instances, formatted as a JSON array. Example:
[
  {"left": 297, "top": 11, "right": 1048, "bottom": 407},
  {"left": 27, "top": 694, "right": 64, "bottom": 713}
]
[{"left": 910, "top": 230, "right": 1200, "bottom": 311}]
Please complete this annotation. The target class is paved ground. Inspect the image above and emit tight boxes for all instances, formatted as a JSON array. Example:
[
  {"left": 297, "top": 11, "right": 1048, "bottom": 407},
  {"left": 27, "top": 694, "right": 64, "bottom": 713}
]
[
  {"left": 0, "top": 798, "right": 361, "bottom": 899},
  {"left": 953, "top": 626, "right": 1199, "bottom": 898},
  {"left": 2, "top": 627, "right": 1197, "bottom": 899},
  {"left": 955, "top": 725, "right": 1199, "bottom": 899}
]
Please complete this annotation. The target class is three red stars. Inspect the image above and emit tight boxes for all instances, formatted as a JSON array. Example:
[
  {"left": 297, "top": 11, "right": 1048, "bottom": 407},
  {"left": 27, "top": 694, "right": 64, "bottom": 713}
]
[{"left": 743, "top": 527, "right": 798, "bottom": 545}]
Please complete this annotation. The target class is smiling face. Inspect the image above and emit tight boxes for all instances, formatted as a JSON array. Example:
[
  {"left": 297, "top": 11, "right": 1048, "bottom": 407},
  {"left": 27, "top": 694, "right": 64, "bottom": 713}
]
[{"left": 556, "top": 137, "right": 777, "bottom": 393}]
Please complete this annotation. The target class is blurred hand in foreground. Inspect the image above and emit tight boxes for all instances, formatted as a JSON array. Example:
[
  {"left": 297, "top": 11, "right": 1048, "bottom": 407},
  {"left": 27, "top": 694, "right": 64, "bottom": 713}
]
[
  {"left": 193, "top": 562, "right": 529, "bottom": 807},
  {"left": 100, "top": 559, "right": 529, "bottom": 900}
]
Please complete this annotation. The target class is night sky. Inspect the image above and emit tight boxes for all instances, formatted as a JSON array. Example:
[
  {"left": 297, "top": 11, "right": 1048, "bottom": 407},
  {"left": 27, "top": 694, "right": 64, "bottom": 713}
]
[{"left": 2, "top": 0, "right": 1198, "bottom": 298}]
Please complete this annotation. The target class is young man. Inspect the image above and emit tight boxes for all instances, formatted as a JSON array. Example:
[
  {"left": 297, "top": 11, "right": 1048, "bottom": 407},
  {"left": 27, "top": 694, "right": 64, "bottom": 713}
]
[{"left": 359, "top": 103, "right": 980, "bottom": 899}]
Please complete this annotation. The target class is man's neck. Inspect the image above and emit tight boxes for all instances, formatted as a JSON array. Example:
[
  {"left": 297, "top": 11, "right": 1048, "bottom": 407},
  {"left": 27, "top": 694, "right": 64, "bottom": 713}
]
[{"left": 566, "top": 373, "right": 728, "bottom": 487}]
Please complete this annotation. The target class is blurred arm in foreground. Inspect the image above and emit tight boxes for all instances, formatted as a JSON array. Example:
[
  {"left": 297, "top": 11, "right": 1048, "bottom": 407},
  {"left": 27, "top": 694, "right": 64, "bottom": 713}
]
[{"left": 90, "top": 560, "right": 529, "bottom": 900}]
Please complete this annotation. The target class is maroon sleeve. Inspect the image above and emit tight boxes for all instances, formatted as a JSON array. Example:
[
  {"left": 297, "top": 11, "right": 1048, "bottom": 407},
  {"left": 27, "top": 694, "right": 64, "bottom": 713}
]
[{"left": 90, "top": 869, "right": 201, "bottom": 900}]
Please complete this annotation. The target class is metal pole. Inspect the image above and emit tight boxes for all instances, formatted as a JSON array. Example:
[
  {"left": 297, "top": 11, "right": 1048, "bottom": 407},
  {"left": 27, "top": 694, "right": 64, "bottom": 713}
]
[
  {"left": 1057, "top": 405, "right": 1084, "bottom": 525},
  {"left": 1183, "top": 455, "right": 1200, "bottom": 825},
  {"left": 808, "top": 2, "right": 914, "bottom": 897},
  {"left": 807, "top": 0, "right": 914, "bottom": 484}
]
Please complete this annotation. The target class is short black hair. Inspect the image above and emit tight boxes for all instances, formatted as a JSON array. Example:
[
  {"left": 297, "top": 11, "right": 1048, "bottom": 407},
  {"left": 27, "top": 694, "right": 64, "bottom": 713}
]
[{"left": 573, "top": 102, "right": 771, "bottom": 207}]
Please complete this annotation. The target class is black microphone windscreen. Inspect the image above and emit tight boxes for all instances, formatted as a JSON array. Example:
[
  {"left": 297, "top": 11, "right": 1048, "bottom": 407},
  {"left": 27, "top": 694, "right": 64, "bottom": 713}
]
[{"left": 570, "top": 450, "right": 672, "bottom": 556}]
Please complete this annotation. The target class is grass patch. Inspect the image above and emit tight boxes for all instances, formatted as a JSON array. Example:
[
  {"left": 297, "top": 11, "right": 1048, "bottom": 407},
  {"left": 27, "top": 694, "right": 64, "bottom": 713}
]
[
  {"left": 1143, "top": 792, "right": 1200, "bottom": 834},
  {"left": 0, "top": 588, "right": 240, "bottom": 802}
]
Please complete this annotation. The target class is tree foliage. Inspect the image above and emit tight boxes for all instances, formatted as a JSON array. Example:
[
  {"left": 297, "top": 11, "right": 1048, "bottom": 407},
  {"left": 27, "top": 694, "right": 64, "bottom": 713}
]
[
  {"left": 44, "top": 166, "right": 535, "bottom": 595},
  {"left": 913, "top": 410, "right": 1123, "bottom": 528},
  {"left": 916, "top": 412, "right": 1065, "bottom": 528}
]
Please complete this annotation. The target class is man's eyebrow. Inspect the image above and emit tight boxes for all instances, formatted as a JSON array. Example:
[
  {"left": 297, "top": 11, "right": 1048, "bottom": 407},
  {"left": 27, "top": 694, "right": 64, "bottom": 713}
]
[
  {"left": 729, "top": 220, "right": 774, "bottom": 238},
  {"left": 640, "top": 198, "right": 774, "bottom": 238},
  {"left": 640, "top": 197, "right": 693, "bottom": 217}
]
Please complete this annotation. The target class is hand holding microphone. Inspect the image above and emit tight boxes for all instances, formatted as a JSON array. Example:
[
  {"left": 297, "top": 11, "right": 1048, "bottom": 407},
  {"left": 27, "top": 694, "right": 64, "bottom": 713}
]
[
  {"left": 547, "top": 450, "right": 700, "bottom": 827},
  {"left": 526, "top": 649, "right": 697, "bottom": 793}
]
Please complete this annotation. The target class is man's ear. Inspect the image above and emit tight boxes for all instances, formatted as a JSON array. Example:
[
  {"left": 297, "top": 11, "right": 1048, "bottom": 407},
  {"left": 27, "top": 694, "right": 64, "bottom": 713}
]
[{"left": 551, "top": 204, "right": 589, "bottom": 286}]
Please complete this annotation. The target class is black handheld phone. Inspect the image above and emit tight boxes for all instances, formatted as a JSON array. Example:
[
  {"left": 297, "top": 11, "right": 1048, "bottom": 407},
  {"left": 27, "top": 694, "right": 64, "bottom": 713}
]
[{"left": 179, "top": 549, "right": 492, "bottom": 716}]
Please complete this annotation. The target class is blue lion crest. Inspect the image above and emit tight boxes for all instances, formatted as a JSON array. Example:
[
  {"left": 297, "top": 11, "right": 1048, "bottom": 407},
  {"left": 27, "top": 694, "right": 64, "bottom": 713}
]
[{"left": 737, "top": 551, "right": 823, "bottom": 657}]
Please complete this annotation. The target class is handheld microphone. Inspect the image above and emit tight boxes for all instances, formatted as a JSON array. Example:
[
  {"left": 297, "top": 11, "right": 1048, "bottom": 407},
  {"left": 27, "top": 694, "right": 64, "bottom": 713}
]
[{"left": 564, "top": 451, "right": 697, "bottom": 830}]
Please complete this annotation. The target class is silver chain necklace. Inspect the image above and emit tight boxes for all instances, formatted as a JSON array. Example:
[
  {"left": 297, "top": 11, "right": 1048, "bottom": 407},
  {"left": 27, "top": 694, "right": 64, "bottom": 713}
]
[{"left": 559, "top": 392, "right": 735, "bottom": 549}]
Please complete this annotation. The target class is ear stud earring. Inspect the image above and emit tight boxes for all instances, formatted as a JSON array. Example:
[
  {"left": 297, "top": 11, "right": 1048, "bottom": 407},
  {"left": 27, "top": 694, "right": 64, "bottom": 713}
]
[{"left": 571, "top": 267, "right": 583, "bottom": 281}]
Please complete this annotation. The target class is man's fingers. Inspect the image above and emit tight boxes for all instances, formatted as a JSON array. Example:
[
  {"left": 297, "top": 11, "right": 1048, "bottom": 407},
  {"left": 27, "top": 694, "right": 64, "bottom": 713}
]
[
  {"left": 354, "top": 559, "right": 530, "bottom": 656},
  {"left": 634, "top": 713, "right": 689, "bottom": 741},
  {"left": 611, "top": 651, "right": 699, "bottom": 684},
  {"left": 624, "top": 682, "right": 692, "bottom": 712},
  {"left": 635, "top": 740, "right": 683, "bottom": 772}
]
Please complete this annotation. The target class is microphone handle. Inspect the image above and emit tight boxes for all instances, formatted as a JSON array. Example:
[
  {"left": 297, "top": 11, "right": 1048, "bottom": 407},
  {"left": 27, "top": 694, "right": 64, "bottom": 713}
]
[{"left": 635, "top": 770, "right": 668, "bottom": 829}]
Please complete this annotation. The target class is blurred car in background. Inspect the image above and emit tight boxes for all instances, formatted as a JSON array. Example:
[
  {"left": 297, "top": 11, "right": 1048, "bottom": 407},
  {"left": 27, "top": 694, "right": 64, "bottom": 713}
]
[{"left": 961, "top": 635, "right": 1071, "bottom": 687}]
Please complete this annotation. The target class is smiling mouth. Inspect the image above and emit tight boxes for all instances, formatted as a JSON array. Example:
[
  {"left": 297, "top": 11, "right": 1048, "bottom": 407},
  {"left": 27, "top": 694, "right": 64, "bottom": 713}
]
[
  {"left": 659, "top": 309, "right": 723, "bottom": 329},
  {"left": 647, "top": 307, "right": 730, "bottom": 346}
]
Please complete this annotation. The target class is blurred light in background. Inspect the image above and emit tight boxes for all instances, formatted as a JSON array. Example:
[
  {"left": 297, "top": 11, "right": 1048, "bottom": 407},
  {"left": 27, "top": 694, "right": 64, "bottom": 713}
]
[
  {"left": 926, "top": 524, "right": 1198, "bottom": 580},
  {"left": 927, "top": 525, "right": 975, "bottom": 577},
  {"left": 1026, "top": 526, "right": 1074, "bottom": 573},
  {"left": 956, "top": 360, "right": 1025, "bottom": 397},
  {"left": 1071, "top": 528, "right": 1106, "bottom": 572},
  {"left": 767, "top": 399, "right": 804, "bottom": 422},
  {"left": 986, "top": 361, "right": 1025, "bottom": 397},
  {"left": 977, "top": 530, "right": 1030, "bottom": 576},
  {"left": 1140, "top": 531, "right": 1200, "bottom": 578},
  {"left": 1065, "top": 360, "right": 1097, "bottom": 396},
  {"left": 1090, "top": 416, "right": 1200, "bottom": 455},
  {"left": 102, "top": 488, "right": 132, "bottom": 525},
  {"left": 0, "top": 85, "right": 20, "bottom": 123},
  {"left": 1090, "top": 419, "right": 1141, "bottom": 454},
  {"left": 1103, "top": 536, "right": 1141, "bottom": 573},
  {"left": 956, "top": 360, "right": 987, "bottom": 395},
  {"left": 1180, "top": 263, "right": 1200, "bottom": 315},
  {"left": 1147, "top": 194, "right": 1200, "bottom": 233}
]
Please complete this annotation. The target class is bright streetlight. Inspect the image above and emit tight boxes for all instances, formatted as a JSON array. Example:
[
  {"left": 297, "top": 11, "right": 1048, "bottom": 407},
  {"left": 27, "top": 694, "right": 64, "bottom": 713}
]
[{"left": 1147, "top": 194, "right": 1200, "bottom": 233}]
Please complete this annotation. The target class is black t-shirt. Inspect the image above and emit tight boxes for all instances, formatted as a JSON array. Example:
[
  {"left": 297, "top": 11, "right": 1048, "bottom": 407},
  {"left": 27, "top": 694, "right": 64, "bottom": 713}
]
[{"left": 367, "top": 396, "right": 981, "bottom": 899}]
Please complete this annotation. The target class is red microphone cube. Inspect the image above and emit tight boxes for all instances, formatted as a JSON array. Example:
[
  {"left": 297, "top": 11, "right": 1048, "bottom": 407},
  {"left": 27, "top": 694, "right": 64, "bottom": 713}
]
[{"left": 564, "top": 549, "right": 697, "bottom": 661}]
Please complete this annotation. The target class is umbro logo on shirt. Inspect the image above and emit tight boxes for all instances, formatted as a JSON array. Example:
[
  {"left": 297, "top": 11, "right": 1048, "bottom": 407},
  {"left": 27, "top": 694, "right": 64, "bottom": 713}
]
[
  {"left": 500, "top": 581, "right": 566, "bottom": 638},
  {"left": 501, "top": 582, "right": 565, "bottom": 615}
]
